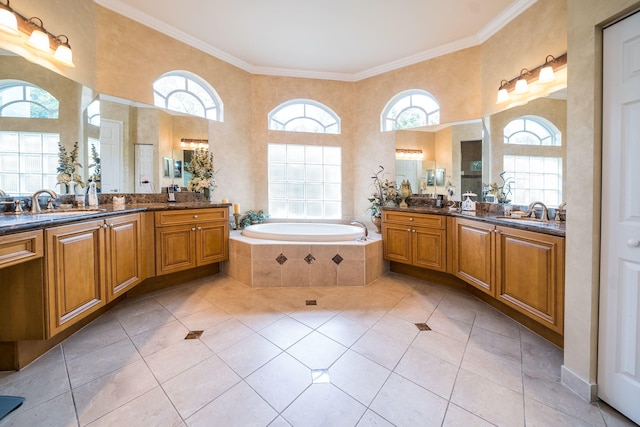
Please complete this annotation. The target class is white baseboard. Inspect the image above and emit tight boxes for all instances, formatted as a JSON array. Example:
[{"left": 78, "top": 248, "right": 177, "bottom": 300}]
[{"left": 561, "top": 365, "right": 598, "bottom": 402}]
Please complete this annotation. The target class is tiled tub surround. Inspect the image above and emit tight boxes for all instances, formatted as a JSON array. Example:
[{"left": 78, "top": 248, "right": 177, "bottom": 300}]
[{"left": 225, "top": 231, "right": 386, "bottom": 287}]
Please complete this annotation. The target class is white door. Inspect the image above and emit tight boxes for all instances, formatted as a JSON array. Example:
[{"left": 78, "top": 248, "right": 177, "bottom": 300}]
[
  {"left": 599, "top": 10, "right": 640, "bottom": 424},
  {"left": 100, "top": 119, "right": 123, "bottom": 193},
  {"left": 134, "top": 144, "right": 155, "bottom": 193}
]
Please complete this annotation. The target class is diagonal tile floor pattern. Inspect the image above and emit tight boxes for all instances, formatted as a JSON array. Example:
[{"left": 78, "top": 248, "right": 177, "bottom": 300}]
[{"left": 0, "top": 273, "right": 636, "bottom": 427}]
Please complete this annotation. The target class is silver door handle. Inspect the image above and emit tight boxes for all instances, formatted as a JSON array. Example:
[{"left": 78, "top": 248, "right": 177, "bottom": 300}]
[{"left": 628, "top": 239, "right": 640, "bottom": 247}]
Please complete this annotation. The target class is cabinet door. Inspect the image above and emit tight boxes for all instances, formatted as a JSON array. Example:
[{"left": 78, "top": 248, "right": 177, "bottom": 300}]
[
  {"left": 196, "top": 222, "right": 228, "bottom": 266},
  {"left": 452, "top": 218, "right": 495, "bottom": 295},
  {"left": 383, "top": 223, "right": 412, "bottom": 264},
  {"left": 155, "top": 224, "right": 196, "bottom": 275},
  {"left": 106, "top": 214, "right": 142, "bottom": 301},
  {"left": 495, "top": 227, "right": 564, "bottom": 333},
  {"left": 413, "top": 227, "right": 447, "bottom": 272},
  {"left": 46, "top": 220, "right": 106, "bottom": 336}
]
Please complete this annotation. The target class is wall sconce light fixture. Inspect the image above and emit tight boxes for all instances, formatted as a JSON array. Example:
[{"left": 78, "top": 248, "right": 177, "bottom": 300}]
[
  {"left": 0, "top": 0, "right": 75, "bottom": 66},
  {"left": 395, "top": 149, "right": 424, "bottom": 160},
  {"left": 180, "top": 138, "right": 208, "bottom": 149},
  {"left": 496, "top": 52, "right": 567, "bottom": 103}
]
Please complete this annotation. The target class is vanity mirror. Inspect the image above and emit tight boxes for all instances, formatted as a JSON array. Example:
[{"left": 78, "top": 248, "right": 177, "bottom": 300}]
[
  {"left": 395, "top": 88, "right": 566, "bottom": 205},
  {"left": 0, "top": 49, "right": 211, "bottom": 195}
]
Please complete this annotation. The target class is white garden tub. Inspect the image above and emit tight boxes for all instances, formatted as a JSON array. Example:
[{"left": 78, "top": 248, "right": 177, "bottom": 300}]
[{"left": 241, "top": 222, "right": 365, "bottom": 242}]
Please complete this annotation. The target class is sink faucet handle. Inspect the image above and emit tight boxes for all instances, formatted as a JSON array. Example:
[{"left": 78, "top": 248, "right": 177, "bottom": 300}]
[
  {"left": 14, "top": 199, "right": 23, "bottom": 213},
  {"left": 46, "top": 198, "right": 55, "bottom": 210}
]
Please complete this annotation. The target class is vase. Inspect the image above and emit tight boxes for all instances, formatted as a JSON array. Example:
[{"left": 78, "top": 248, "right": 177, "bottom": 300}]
[
  {"left": 203, "top": 187, "right": 211, "bottom": 202},
  {"left": 371, "top": 215, "right": 382, "bottom": 234}
]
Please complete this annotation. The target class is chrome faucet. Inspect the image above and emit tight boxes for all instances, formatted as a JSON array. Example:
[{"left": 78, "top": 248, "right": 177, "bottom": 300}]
[
  {"left": 528, "top": 201, "right": 549, "bottom": 222},
  {"left": 30, "top": 189, "right": 58, "bottom": 213},
  {"left": 0, "top": 189, "right": 5, "bottom": 197},
  {"left": 350, "top": 221, "right": 369, "bottom": 240}
]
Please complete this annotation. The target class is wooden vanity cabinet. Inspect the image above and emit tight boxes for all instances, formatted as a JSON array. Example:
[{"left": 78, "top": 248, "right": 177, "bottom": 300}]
[
  {"left": 451, "top": 217, "right": 565, "bottom": 333},
  {"left": 451, "top": 217, "right": 495, "bottom": 295},
  {"left": 45, "top": 219, "right": 107, "bottom": 336},
  {"left": 382, "top": 211, "right": 447, "bottom": 272},
  {"left": 0, "top": 230, "right": 45, "bottom": 341},
  {"left": 155, "top": 208, "right": 229, "bottom": 276},
  {"left": 45, "top": 213, "right": 143, "bottom": 336},
  {"left": 105, "top": 213, "right": 143, "bottom": 302},
  {"left": 495, "top": 226, "right": 564, "bottom": 334}
]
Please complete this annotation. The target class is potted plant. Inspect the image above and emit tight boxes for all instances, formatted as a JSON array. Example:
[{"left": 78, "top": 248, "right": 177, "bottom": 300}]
[
  {"left": 185, "top": 148, "right": 217, "bottom": 200},
  {"left": 368, "top": 165, "right": 399, "bottom": 233},
  {"left": 483, "top": 171, "right": 515, "bottom": 204},
  {"left": 241, "top": 209, "right": 269, "bottom": 228},
  {"left": 56, "top": 141, "right": 85, "bottom": 194}
]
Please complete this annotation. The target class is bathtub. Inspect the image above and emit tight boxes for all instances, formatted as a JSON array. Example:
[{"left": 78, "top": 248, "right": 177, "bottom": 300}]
[
  {"left": 242, "top": 222, "right": 366, "bottom": 242},
  {"left": 226, "top": 222, "right": 386, "bottom": 287}
]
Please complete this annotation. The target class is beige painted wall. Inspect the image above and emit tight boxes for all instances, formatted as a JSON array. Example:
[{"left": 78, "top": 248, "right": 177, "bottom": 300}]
[{"left": 563, "top": 0, "right": 640, "bottom": 398}]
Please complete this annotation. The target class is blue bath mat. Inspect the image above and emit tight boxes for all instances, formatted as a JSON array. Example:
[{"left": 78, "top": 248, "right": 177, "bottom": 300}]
[{"left": 0, "top": 396, "right": 24, "bottom": 420}]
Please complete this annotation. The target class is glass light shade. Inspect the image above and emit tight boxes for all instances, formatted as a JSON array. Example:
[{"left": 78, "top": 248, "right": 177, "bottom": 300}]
[
  {"left": 514, "top": 78, "right": 528, "bottom": 94},
  {"left": 539, "top": 65, "right": 555, "bottom": 82},
  {"left": 497, "top": 87, "right": 510, "bottom": 103},
  {"left": 0, "top": 7, "right": 18, "bottom": 33},
  {"left": 53, "top": 43, "right": 74, "bottom": 67},
  {"left": 28, "top": 29, "right": 50, "bottom": 52}
]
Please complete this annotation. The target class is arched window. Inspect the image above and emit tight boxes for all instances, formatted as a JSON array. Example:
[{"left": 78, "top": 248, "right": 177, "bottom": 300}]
[
  {"left": 153, "top": 71, "right": 223, "bottom": 121},
  {"left": 268, "top": 99, "right": 340, "bottom": 134},
  {"left": 0, "top": 80, "right": 59, "bottom": 119},
  {"left": 381, "top": 89, "right": 439, "bottom": 131},
  {"left": 502, "top": 116, "right": 563, "bottom": 206},
  {"left": 503, "top": 116, "right": 561, "bottom": 146},
  {"left": 87, "top": 99, "right": 100, "bottom": 127}
]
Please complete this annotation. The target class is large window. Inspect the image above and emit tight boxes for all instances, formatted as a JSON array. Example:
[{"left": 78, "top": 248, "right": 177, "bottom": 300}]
[
  {"left": 0, "top": 131, "right": 59, "bottom": 196},
  {"left": 268, "top": 144, "right": 341, "bottom": 219},
  {"left": 381, "top": 89, "right": 439, "bottom": 131},
  {"left": 269, "top": 99, "right": 340, "bottom": 134},
  {"left": 153, "top": 71, "right": 223, "bottom": 121},
  {"left": 0, "top": 80, "right": 59, "bottom": 119},
  {"left": 502, "top": 115, "right": 563, "bottom": 206}
]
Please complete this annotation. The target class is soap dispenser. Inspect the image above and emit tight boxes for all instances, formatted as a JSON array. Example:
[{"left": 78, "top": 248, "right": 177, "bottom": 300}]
[{"left": 87, "top": 181, "right": 99, "bottom": 207}]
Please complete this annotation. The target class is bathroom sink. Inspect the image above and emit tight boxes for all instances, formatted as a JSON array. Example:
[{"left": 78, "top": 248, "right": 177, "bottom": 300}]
[
  {"left": 29, "top": 209, "right": 105, "bottom": 217},
  {"left": 495, "top": 216, "right": 545, "bottom": 224}
]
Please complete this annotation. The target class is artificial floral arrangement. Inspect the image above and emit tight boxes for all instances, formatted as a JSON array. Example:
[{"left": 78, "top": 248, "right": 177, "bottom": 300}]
[
  {"left": 483, "top": 171, "right": 514, "bottom": 204},
  {"left": 56, "top": 141, "right": 84, "bottom": 189},
  {"left": 241, "top": 210, "right": 269, "bottom": 228},
  {"left": 87, "top": 143, "right": 101, "bottom": 192},
  {"left": 368, "top": 165, "right": 399, "bottom": 217},
  {"left": 185, "top": 148, "right": 217, "bottom": 196}
]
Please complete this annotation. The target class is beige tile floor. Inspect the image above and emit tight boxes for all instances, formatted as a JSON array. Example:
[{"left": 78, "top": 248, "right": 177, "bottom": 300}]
[{"left": 0, "top": 272, "right": 636, "bottom": 427}]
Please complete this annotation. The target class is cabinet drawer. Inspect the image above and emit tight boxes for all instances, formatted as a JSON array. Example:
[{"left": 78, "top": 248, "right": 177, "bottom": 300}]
[
  {"left": 0, "top": 230, "right": 44, "bottom": 269},
  {"left": 383, "top": 211, "right": 445, "bottom": 229},
  {"left": 155, "top": 208, "right": 228, "bottom": 226}
]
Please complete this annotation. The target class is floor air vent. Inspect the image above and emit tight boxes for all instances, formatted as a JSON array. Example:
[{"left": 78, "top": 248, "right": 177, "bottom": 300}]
[
  {"left": 305, "top": 300, "right": 317, "bottom": 306},
  {"left": 415, "top": 323, "right": 431, "bottom": 331},
  {"left": 185, "top": 330, "right": 204, "bottom": 339}
]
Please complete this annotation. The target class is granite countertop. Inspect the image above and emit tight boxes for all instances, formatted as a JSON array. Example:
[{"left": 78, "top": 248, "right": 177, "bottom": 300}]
[
  {"left": 0, "top": 202, "right": 232, "bottom": 236},
  {"left": 383, "top": 206, "right": 566, "bottom": 237}
]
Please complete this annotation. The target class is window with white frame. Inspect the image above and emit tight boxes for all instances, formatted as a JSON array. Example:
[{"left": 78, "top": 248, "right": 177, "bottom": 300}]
[
  {"left": 503, "top": 155, "right": 562, "bottom": 206},
  {"left": 0, "top": 131, "right": 59, "bottom": 196},
  {"left": 153, "top": 71, "right": 223, "bottom": 121},
  {"left": 381, "top": 89, "right": 440, "bottom": 131},
  {"left": 268, "top": 144, "right": 341, "bottom": 219},
  {"left": 502, "top": 115, "right": 563, "bottom": 206},
  {"left": 0, "top": 80, "right": 59, "bottom": 119},
  {"left": 268, "top": 99, "right": 340, "bottom": 134},
  {"left": 87, "top": 99, "right": 100, "bottom": 126},
  {"left": 504, "top": 116, "right": 561, "bottom": 146}
]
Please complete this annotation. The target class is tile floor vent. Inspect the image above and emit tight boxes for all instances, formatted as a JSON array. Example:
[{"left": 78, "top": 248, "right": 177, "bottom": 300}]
[
  {"left": 185, "top": 330, "right": 204, "bottom": 339},
  {"left": 332, "top": 254, "right": 343, "bottom": 265},
  {"left": 275, "top": 253, "right": 288, "bottom": 265},
  {"left": 414, "top": 323, "right": 431, "bottom": 331},
  {"left": 305, "top": 300, "right": 317, "bottom": 306}
]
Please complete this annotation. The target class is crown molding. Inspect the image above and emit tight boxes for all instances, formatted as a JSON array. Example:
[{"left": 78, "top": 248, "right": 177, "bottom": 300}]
[{"left": 94, "top": 0, "right": 538, "bottom": 82}]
